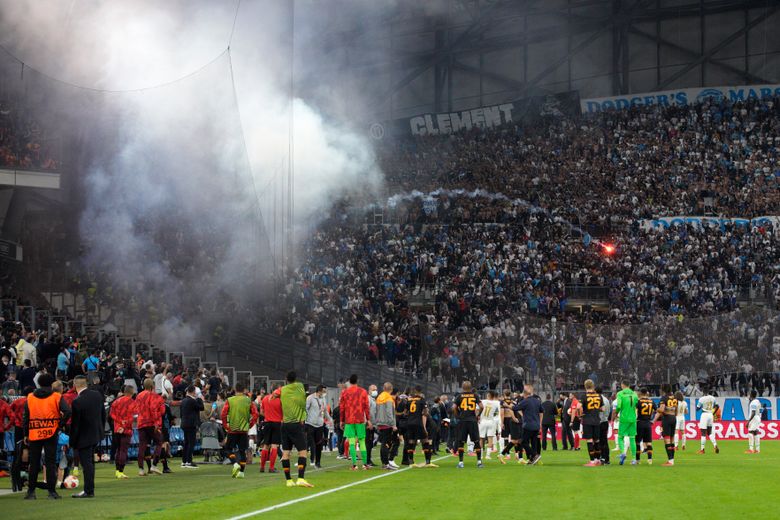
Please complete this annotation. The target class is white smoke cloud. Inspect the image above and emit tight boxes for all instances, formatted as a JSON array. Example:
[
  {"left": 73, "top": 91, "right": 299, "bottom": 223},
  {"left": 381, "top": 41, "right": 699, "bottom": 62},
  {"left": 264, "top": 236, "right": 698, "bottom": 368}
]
[{"left": 0, "top": 0, "right": 384, "bottom": 349}]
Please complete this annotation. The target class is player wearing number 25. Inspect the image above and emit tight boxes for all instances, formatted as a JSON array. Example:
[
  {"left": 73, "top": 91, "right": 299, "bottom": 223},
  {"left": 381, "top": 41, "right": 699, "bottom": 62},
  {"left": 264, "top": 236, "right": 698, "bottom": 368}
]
[{"left": 22, "top": 373, "right": 71, "bottom": 500}]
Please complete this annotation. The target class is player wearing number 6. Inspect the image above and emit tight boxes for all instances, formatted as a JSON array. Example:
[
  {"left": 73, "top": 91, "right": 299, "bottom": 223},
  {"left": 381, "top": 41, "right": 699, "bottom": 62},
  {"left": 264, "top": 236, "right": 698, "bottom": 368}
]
[
  {"left": 405, "top": 386, "right": 436, "bottom": 468},
  {"left": 454, "top": 381, "right": 482, "bottom": 468}
]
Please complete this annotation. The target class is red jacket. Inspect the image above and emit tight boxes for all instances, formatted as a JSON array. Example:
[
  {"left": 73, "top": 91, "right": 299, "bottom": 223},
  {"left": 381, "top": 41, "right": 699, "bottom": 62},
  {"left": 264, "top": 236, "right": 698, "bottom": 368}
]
[
  {"left": 339, "top": 385, "right": 370, "bottom": 425},
  {"left": 261, "top": 388, "right": 282, "bottom": 423},
  {"left": 110, "top": 395, "right": 136, "bottom": 433},
  {"left": 135, "top": 390, "right": 165, "bottom": 429},
  {"left": 10, "top": 397, "right": 26, "bottom": 428},
  {"left": 61, "top": 388, "right": 78, "bottom": 426},
  {"left": 0, "top": 399, "right": 11, "bottom": 432},
  {"left": 62, "top": 388, "right": 78, "bottom": 407}
]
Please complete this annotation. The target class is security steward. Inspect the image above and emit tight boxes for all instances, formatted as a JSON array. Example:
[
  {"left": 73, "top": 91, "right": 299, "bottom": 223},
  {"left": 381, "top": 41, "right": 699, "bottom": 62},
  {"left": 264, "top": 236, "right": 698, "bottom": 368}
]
[{"left": 23, "top": 373, "right": 71, "bottom": 500}]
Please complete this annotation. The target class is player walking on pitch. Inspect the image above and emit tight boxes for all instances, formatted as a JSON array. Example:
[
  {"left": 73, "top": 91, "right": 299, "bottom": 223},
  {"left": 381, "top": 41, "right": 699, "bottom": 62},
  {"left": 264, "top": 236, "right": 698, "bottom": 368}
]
[
  {"left": 479, "top": 391, "right": 500, "bottom": 460},
  {"left": 405, "top": 386, "right": 437, "bottom": 468},
  {"left": 635, "top": 389, "right": 655, "bottom": 465},
  {"left": 696, "top": 388, "right": 719, "bottom": 454},
  {"left": 653, "top": 384, "right": 678, "bottom": 466},
  {"left": 339, "top": 374, "right": 371, "bottom": 471},
  {"left": 673, "top": 391, "right": 687, "bottom": 451},
  {"left": 454, "top": 381, "right": 483, "bottom": 468},
  {"left": 280, "top": 371, "right": 314, "bottom": 487},
  {"left": 746, "top": 389, "right": 762, "bottom": 454},
  {"left": 576, "top": 379, "right": 605, "bottom": 466},
  {"left": 614, "top": 381, "right": 638, "bottom": 465}
]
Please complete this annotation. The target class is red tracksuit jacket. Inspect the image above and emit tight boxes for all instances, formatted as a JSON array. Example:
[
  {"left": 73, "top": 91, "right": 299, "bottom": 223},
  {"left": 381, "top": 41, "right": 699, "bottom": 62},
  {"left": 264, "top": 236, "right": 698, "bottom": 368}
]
[
  {"left": 110, "top": 395, "right": 136, "bottom": 433},
  {"left": 135, "top": 390, "right": 165, "bottom": 429}
]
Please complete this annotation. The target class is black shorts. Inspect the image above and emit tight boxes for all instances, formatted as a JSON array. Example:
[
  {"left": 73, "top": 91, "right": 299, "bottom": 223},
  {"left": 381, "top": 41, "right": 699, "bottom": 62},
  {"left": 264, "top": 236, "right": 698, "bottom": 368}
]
[
  {"left": 458, "top": 421, "right": 480, "bottom": 445},
  {"left": 225, "top": 432, "right": 249, "bottom": 453},
  {"left": 406, "top": 424, "right": 428, "bottom": 442},
  {"left": 262, "top": 421, "right": 282, "bottom": 446},
  {"left": 281, "top": 422, "right": 307, "bottom": 452},
  {"left": 509, "top": 421, "right": 523, "bottom": 440},
  {"left": 582, "top": 423, "right": 600, "bottom": 440},
  {"left": 502, "top": 419, "right": 512, "bottom": 438},
  {"left": 636, "top": 421, "right": 653, "bottom": 444},
  {"left": 661, "top": 416, "right": 676, "bottom": 438}
]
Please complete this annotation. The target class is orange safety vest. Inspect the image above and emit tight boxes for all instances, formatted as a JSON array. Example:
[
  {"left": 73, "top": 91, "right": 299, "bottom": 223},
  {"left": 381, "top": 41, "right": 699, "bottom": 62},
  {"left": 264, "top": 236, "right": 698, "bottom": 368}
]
[{"left": 27, "top": 393, "right": 62, "bottom": 441}]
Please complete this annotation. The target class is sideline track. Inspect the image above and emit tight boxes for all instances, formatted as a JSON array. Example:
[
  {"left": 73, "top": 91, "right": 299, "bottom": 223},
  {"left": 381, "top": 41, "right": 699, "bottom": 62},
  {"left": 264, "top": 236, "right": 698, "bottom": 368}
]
[{"left": 224, "top": 455, "right": 450, "bottom": 519}]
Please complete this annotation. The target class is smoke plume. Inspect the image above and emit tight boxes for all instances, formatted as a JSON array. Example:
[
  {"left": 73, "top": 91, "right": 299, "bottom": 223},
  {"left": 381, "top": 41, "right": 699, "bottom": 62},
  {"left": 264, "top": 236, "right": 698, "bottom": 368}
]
[{"left": 0, "top": 0, "right": 384, "bottom": 349}]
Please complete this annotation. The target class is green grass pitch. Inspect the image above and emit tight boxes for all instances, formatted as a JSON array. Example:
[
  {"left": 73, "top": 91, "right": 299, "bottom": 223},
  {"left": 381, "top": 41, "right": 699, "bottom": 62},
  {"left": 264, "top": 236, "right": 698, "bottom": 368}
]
[{"left": 1, "top": 441, "right": 776, "bottom": 519}]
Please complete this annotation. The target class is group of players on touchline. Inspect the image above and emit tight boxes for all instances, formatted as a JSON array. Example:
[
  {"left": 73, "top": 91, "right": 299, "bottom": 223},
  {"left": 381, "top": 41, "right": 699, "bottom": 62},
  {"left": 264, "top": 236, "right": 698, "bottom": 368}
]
[
  {"left": 111, "top": 372, "right": 765, "bottom": 490},
  {"left": 213, "top": 374, "right": 766, "bottom": 489}
]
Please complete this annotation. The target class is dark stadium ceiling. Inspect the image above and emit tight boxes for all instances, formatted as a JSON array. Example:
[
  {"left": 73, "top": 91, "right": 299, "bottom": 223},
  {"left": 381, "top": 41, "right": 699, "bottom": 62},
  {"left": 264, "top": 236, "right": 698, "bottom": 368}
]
[{"left": 297, "top": 0, "right": 780, "bottom": 119}]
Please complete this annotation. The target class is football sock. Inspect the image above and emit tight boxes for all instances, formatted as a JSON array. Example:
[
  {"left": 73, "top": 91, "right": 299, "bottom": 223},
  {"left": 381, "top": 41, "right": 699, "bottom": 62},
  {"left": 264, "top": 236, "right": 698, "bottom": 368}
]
[
  {"left": 617, "top": 432, "right": 623, "bottom": 451},
  {"left": 349, "top": 439, "right": 358, "bottom": 465},
  {"left": 680, "top": 435, "right": 686, "bottom": 448},
  {"left": 665, "top": 443, "right": 674, "bottom": 460},
  {"left": 359, "top": 440, "right": 367, "bottom": 465},
  {"left": 297, "top": 457, "right": 306, "bottom": 479},
  {"left": 646, "top": 443, "right": 652, "bottom": 460},
  {"left": 260, "top": 449, "right": 268, "bottom": 470},
  {"left": 700, "top": 436, "right": 706, "bottom": 449},
  {"left": 748, "top": 434, "right": 754, "bottom": 450},
  {"left": 475, "top": 447, "right": 482, "bottom": 461},
  {"left": 269, "top": 448, "right": 277, "bottom": 470},
  {"left": 673, "top": 433, "right": 678, "bottom": 447},
  {"left": 502, "top": 442, "right": 513, "bottom": 455},
  {"left": 755, "top": 436, "right": 760, "bottom": 452},
  {"left": 405, "top": 443, "right": 414, "bottom": 465},
  {"left": 629, "top": 437, "right": 636, "bottom": 456},
  {"left": 458, "top": 446, "right": 464, "bottom": 462},
  {"left": 709, "top": 434, "right": 717, "bottom": 447},
  {"left": 282, "top": 459, "right": 291, "bottom": 480},
  {"left": 423, "top": 445, "right": 432, "bottom": 464},
  {"left": 587, "top": 442, "right": 595, "bottom": 461}
]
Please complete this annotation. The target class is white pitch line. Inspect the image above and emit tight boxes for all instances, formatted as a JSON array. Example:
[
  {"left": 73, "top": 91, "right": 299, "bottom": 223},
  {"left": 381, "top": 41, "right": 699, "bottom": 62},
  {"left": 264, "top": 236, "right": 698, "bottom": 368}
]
[{"left": 224, "top": 455, "right": 451, "bottom": 520}]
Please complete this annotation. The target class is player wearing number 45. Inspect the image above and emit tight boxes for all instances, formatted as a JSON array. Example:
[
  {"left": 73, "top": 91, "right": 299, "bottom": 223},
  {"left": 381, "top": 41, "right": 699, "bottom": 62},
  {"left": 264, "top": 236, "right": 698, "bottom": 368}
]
[{"left": 454, "top": 381, "right": 482, "bottom": 468}]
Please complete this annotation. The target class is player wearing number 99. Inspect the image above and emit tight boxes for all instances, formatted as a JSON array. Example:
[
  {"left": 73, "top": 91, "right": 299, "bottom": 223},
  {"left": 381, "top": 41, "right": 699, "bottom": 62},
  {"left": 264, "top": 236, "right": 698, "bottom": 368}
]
[
  {"left": 404, "top": 386, "right": 436, "bottom": 468},
  {"left": 652, "top": 383, "right": 678, "bottom": 466},
  {"left": 454, "top": 381, "right": 482, "bottom": 468}
]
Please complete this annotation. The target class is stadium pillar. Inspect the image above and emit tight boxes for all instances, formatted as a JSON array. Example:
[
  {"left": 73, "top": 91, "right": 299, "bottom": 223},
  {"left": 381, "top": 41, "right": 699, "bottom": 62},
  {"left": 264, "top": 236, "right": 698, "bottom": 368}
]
[{"left": 550, "top": 317, "right": 557, "bottom": 395}]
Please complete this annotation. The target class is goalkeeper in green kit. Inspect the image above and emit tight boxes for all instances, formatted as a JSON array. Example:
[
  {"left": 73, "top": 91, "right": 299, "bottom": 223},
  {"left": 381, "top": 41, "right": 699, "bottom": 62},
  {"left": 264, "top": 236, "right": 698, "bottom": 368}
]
[{"left": 614, "top": 380, "right": 639, "bottom": 466}]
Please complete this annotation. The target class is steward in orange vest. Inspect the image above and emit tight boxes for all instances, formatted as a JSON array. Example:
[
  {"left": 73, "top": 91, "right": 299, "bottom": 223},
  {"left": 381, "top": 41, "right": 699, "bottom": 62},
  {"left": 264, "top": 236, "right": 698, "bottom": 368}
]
[{"left": 22, "top": 374, "right": 71, "bottom": 499}]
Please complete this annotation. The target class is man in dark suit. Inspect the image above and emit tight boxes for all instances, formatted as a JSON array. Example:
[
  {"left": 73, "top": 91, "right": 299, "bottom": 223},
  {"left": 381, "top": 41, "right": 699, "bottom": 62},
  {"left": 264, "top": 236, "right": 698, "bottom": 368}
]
[
  {"left": 560, "top": 393, "right": 574, "bottom": 450},
  {"left": 540, "top": 394, "right": 558, "bottom": 451},
  {"left": 179, "top": 385, "right": 204, "bottom": 468},
  {"left": 69, "top": 375, "right": 105, "bottom": 498}
]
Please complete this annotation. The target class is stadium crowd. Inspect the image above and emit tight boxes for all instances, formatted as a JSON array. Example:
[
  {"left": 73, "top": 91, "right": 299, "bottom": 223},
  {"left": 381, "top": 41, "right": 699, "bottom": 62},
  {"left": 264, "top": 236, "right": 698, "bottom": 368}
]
[
  {"left": 0, "top": 97, "right": 59, "bottom": 170},
  {"left": 261, "top": 95, "right": 780, "bottom": 388}
]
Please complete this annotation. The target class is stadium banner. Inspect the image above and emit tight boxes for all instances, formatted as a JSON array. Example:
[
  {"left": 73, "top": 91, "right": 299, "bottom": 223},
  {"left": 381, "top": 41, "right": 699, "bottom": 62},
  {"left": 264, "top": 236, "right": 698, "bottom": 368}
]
[
  {"left": 639, "top": 215, "right": 780, "bottom": 231},
  {"left": 544, "top": 397, "right": 780, "bottom": 441},
  {"left": 368, "top": 91, "right": 580, "bottom": 140},
  {"left": 580, "top": 83, "right": 780, "bottom": 113}
]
